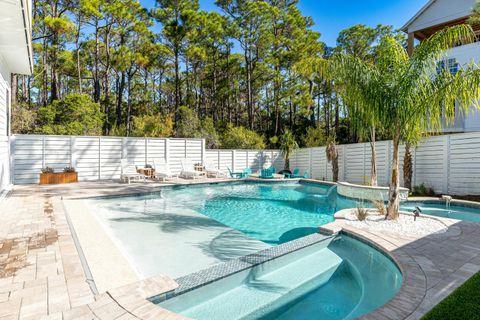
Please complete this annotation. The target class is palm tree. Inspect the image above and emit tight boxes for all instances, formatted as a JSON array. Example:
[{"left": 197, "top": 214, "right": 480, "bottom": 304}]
[
  {"left": 279, "top": 130, "right": 298, "bottom": 171},
  {"left": 326, "top": 137, "right": 339, "bottom": 182},
  {"left": 332, "top": 24, "right": 480, "bottom": 219}
]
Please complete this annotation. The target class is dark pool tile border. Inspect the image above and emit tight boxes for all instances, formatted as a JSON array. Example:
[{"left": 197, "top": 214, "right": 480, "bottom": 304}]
[{"left": 148, "top": 232, "right": 334, "bottom": 304}]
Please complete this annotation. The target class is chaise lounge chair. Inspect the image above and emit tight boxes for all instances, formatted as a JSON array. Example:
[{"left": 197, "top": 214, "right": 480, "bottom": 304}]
[
  {"left": 120, "top": 159, "right": 146, "bottom": 184},
  {"left": 228, "top": 167, "right": 243, "bottom": 179},
  {"left": 204, "top": 161, "right": 226, "bottom": 178},
  {"left": 152, "top": 159, "right": 177, "bottom": 181},
  {"left": 180, "top": 159, "right": 206, "bottom": 179}
]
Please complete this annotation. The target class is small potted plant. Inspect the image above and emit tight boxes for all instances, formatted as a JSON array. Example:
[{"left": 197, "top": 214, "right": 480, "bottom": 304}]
[
  {"left": 62, "top": 167, "right": 78, "bottom": 183},
  {"left": 39, "top": 166, "right": 78, "bottom": 185}
]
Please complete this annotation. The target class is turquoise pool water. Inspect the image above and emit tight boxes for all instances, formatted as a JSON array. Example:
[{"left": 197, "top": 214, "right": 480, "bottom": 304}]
[
  {"left": 88, "top": 181, "right": 480, "bottom": 278},
  {"left": 401, "top": 201, "right": 480, "bottom": 222},
  {"left": 191, "top": 182, "right": 337, "bottom": 244},
  {"left": 87, "top": 181, "right": 339, "bottom": 277},
  {"left": 160, "top": 235, "right": 402, "bottom": 320}
]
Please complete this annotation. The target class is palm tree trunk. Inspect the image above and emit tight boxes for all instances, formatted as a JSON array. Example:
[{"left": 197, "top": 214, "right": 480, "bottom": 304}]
[
  {"left": 370, "top": 125, "right": 377, "bottom": 186},
  {"left": 387, "top": 128, "right": 401, "bottom": 219},
  {"left": 403, "top": 143, "right": 413, "bottom": 190}
]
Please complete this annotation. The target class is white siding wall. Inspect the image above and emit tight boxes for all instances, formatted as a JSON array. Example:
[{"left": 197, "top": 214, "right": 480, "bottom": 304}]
[
  {"left": 0, "top": 56, "right": 10, "bottom": 191},
  {"left": 407, "top": 0, "right": 475, "bottom": 33},
  {"left": 440, "top": 42, "right": 480, "bottom": 133}
]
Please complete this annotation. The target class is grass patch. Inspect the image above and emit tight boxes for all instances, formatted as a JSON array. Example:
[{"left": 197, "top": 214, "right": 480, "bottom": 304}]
[{"left": 422, "top": 272, "right": 480, "bottom": 320}]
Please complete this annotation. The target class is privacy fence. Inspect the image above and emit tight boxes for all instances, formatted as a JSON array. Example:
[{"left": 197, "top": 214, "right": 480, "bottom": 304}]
[{"left": 10, "top": 132, "right": 480, "bottom": 195}]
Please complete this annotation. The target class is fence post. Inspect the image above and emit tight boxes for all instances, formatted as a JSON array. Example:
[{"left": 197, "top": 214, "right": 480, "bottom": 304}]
[
  {"left": 443, "top": 135, "right": 450, "bottom": 194},
  {"left": 122, "top": 137, "right": 127, "bottom": 160},
  {"left": 98, "top": 137, "right": 101, "bottom": 180},
  {"left": 145, "top": 137, "right": 148, "bottom": 166},
  {"left": 201, "top": 139, "right": 206, "bottom": 164},
  {"left": 70, "top": 136, "right": 76, "bottom": 168},
  {"left": 165, "top": 138, "right": 170, "bottom": 163},
  {"left": 309, "top": 149, "right": 313, "bottom": 178},
  {"left": 42, "top": 136, "right": 46, "bottom": 168},
  {"left": 232, "top": 150, "right": 236, "bottom": 171}
]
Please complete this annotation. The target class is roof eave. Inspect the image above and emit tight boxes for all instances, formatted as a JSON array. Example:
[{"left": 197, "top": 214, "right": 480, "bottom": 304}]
[{"left": 401, "top": 0, "right": 437, "bottom": 33}]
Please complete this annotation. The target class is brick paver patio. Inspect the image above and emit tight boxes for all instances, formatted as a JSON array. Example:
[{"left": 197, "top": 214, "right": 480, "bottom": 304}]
[{"left": 0, "top": 180, "right": 479, "bottom": 319}]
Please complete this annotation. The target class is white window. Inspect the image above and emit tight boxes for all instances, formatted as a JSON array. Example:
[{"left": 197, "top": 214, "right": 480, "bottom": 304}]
[{"left": 436, "top": 58, "right": 459, "bottom": 75}]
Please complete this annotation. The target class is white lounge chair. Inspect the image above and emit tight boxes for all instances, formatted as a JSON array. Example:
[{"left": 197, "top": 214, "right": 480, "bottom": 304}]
[
  {"left": 204, "top": 161, "right": 226, "bottom": 178},
  {"left": 180, "top": 159, "right": 206, "bottom": 179},
  {"left": 152, "top": 159, "right": 177, "bottom": 181},
  {"left": 120, "top": 159, "right": 146, "bottom": 184}
]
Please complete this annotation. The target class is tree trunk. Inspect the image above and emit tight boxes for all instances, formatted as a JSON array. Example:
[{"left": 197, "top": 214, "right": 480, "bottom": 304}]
[
  {"left": 93, "top": 17, "right": 101, "bottom": 103},
  {"left": 332, "top": 155, "right": 339, "bottom": 182},
  {"left": 11, "top": 74, "right": 17, "bottom": 106},
  {"left": 369, "top": 125, "right": 378, "bottom": 186},
  {"left": 75, "top": 15, "right": 82, "bottom": 93},
  {"left": 174, "top": 46, "right": 180, "bottom": 122},
  {"left": 126, "top": 73, "right": 132, "bottom": 136},
  {"left": 387, "top": 128, "right": 401, "bottom": 220},
  {"left": 309, "top": 79, "right": 315, "bottom": 122},
  {"left": 104, "top": 31, "right": 111, "bottom": 134},
  {"left": 285, "top": 157, "right": 290, "bottom": 171},
  {"left": 116, "top": 71, "right": 126, "bottom": 126},
  {"left": 403, "top": 143, "right": 413, "bottom": 190}
]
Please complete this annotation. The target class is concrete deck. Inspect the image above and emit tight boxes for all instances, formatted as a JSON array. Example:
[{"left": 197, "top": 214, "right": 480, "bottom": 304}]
[{"left": 0, "top": 180, "right": 479, "bottom": 319}]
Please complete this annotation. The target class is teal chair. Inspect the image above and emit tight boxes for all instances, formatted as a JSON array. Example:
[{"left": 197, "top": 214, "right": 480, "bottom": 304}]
[
  {"left": 284, "top": 168, "right": 299, "bottom": 178},
  {"left": 242, "top": 168, "right": 252, "bottom": 178},
  {"left": 286, "top": 168, "right": 308, "bottom": 179},
  {"left": 260, "top": 168, "right": 274, "bottom": 179},
  {"left": 228, "top": 167, "right": 243, "bottom": 179}
]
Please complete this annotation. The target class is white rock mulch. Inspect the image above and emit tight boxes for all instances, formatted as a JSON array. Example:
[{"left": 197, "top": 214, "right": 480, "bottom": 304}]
[{"left": 343, "top": 212, "right": 448, "bottom": 237}]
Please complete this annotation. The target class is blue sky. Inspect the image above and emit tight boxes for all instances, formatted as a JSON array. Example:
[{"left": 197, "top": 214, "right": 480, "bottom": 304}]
[{"left": 141, "top": 0, "right": 426, "bottom": 47}]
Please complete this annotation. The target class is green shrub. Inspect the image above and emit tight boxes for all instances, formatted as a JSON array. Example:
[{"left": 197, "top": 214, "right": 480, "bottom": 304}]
[
  {"left": 302, "top": 126, "right": 326, "bottom": 147},
  {"left": 175, "top": 106, "right": 201, "bottom": 138},
  {"left": 221, "top": 125, "right": 266, "bottom": 149},
  {"left": 201, "top": 117, "right": 220, "bottom": 148},
  {"left": 411, "top": 184, "right": 436, "bottom": 197},
  {"left": 36, "top": 93, "right": 103, "bottom": 135},
  {"left": 131, "top": 113, "right": 174, "bottom": 137}
]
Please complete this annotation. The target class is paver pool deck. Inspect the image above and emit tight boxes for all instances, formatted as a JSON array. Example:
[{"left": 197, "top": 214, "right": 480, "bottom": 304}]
[{"left": 0, "top": 180, "right": 480, "bottom": 319}]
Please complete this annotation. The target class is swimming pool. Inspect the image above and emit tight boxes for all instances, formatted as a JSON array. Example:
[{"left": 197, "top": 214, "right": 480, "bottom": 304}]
[
  {"left": 159, "top": 234, "right": 402, "bottom": 320},
  {"left": 87, "top": 181, "right": 339, "bottom": 277},
  {"left": 87, "top": 180, "right": 480, "bottom": 278}
]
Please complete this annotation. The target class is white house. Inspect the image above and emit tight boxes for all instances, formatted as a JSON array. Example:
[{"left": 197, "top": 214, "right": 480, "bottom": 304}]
[
  {"left": 0, "top": 0, "right": 33, "bottom": 191},
  {"left": 402, "top": 0, "right": 480, "bottom": 133}
]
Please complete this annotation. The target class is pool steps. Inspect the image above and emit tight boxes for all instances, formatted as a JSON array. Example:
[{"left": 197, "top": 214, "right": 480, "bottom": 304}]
[{"left": 161, "top": 247, "right": 344, "bottom": 320}]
